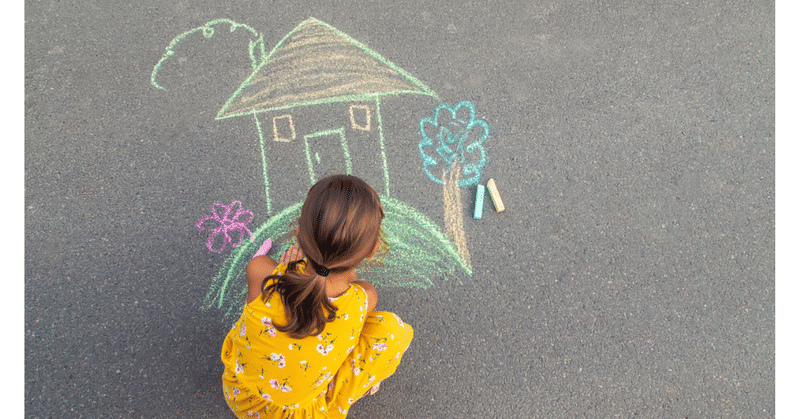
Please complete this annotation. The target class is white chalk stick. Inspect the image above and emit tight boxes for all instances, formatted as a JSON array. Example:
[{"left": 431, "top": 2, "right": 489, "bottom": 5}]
[{"left": 486, "top": 179, "right": 505, "bottom": 212}]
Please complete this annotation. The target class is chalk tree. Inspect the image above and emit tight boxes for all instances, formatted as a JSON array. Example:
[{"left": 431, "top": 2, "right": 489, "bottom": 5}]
[{"left": 418, "top": 101, "right": 489, "bottom": 268}]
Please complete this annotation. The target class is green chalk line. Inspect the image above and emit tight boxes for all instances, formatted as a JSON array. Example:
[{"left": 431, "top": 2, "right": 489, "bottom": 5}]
[{"left": 253, "top": 111, "right": 272, "bottom": 215}]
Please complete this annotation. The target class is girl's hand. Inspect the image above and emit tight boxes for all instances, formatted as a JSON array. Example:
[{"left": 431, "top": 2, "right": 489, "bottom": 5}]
[{"left": 279, "top": 244, "right": 304, "bottom": 265}]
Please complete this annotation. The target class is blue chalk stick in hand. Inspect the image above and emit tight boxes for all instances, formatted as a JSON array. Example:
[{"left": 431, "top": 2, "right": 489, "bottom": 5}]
[{"left": 474, "top": 184, "right": 485, "bottom": 220}]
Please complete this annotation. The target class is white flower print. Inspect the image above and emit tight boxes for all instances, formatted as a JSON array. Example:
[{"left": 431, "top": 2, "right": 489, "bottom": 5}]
[
  {"left": 240, "top": 324, "right": 247, "bottom": 336},
  {"left": 339, "top": 407, "right": 348, "bottom": 414},
  {"left": 271, "top": 378, "right": 292, "bottom": 393},
  {"left": 315, "top": 343, "right": 334, "bottom": 356},
  {"left": 260, "top": 317, "right": 277, "bottom": 337},
  {"left": 277, "top": 359, "right": 286, "bottom": 369},
  {"left": 247, "top": 411, "right": 260, "bottom": 418},
  {"left": 313, "top": 371, "right": 332, "bottom": 388},
  {"left": 235, "top": 361, "right": 245, "bottom": 374},
  {"left": 270, "top": 353, "right": 281, "bottom": 361},
  {"left": 372, "top": 342, "right": 388, "bottom": 351},
  {"left": 262, "top": 393, "right": 271, "bottom": 401},
  {"left": 232, "top": 387, "right": 241, "bottom": 397}
]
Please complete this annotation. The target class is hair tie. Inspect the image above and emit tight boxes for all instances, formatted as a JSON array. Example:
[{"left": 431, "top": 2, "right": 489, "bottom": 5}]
[{"left": 315, "top": 265, "right": 329, "bottom": 277}]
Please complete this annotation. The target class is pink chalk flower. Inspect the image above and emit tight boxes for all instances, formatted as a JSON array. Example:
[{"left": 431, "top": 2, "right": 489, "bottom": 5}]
[{"left": 196, "top": 201, "right": 255, "bottom": 253}]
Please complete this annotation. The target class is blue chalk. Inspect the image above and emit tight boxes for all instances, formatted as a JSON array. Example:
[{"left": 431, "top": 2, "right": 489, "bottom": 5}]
[{"left": 474, "top": 184, "right": 485, "bottom": 220}]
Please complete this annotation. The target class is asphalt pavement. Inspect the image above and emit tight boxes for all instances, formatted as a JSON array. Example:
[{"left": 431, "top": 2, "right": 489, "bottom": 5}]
[{"left": 25, "top": 1, "right": 774, "bottom": 417}]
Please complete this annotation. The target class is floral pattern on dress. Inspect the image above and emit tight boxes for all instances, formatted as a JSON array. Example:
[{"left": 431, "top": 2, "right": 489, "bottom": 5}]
[
  {"left": 221, "top": 271, "right": 413, "bottom": 419},
  {"left": 315, "top": 331, "right": 336, "bottom": 356},
  {"left": 260, "top": 317, "right": 277, "bottom": 337}
]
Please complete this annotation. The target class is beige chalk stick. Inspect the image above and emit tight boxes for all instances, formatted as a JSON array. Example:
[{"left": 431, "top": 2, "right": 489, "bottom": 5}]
[{"left": 486, "top": 178, "right": 505, "bottom": 212}]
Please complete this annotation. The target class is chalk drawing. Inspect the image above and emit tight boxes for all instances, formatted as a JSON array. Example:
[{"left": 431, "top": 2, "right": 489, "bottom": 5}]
[
  {"left": 303, "top": 127, "right": 352, "bottom": 185},
  {"left": 153, "top": 18, "right": 489, "bottom": 319},
  {"left": 151, "top": 19, "right": 265, "bottom": 91},
  {"left": 214, "top": 18, "right": 439, "bottom": 209},
  {"left": 215, "top": 18, "right": 439, "bottom": 119},
  {"left": 253, "top": 112, "right": 272, "bottom": 215},
  {"left": 443, "top": 165, "right": 471, "bottom": 268},
  {"left": 153, "top": 17, "right": 439, "bottom": 212},
  {"left": 375, "top": 96, "right": 390, "bottom": 198},
  {"left": 204, "top": 196, "right": 471, "bottom": 321},
  {"left": 419, "top": 101, "right": 489, "bottom": 187},
  {"left": 419, "top": 101, "right": 490, "bottom": 268},
  {"left": 196, "top": 201, "right": 255, "bottom": 253},
  {"left": 349, "top": 104, "right": 371, "bottom": 131},
  {"left": 272, "top": 114, "right": 295, "bottom": 142}
]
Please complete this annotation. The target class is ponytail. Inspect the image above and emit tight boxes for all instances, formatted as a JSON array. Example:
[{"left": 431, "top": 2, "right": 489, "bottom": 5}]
[
  {"left": 260, "top": 174, "right": 384, "bottom": 340},
  {"left": 262, "top": 259, "right": 337, "bottom": 339}
]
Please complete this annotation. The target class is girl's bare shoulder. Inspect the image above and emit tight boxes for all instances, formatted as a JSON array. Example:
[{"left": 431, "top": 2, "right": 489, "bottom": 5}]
[{"left": 246, "top": 256, "right": 279, "bottom": 303}]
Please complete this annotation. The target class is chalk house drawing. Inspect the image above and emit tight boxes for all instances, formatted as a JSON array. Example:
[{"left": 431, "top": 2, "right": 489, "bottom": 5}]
[{"left": 152, "top": 18, "right": 484, "bottom": 320}]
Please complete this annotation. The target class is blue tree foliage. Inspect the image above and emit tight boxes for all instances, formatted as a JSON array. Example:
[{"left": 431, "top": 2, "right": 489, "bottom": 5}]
[{"left": 418, "top": 101, "right": 489, "bottom": 187}]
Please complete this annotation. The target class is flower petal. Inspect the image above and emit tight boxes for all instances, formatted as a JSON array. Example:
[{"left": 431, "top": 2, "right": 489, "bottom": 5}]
[{"left": 211, "top": 202, "right": 232, "bottom": 221}]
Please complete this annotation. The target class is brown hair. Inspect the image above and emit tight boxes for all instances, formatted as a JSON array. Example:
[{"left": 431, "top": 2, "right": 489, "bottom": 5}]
[{"left": 262, "top": 175, "right": 385, "bottom": 339}]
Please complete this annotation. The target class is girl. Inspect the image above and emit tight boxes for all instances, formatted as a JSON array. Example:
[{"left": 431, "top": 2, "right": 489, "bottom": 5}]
[{"left": 221, "top": 175, "right": 414, "bottom": 418}]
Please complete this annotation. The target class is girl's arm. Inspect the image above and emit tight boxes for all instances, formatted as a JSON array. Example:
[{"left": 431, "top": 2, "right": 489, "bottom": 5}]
[
  {"left": 246, "top": 255, "right": 278, "bottom": 304},
  {"left": 245, "top": 244, "right": 304, "bottom": 304}
]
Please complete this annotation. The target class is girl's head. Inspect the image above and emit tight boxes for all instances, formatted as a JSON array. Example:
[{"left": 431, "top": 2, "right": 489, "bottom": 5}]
[
  {"left": 263, "top": 175, "right": 384, "bottom": 338},
  {"left": 297, "top": 174, "right": 384, "bottom": 276}
]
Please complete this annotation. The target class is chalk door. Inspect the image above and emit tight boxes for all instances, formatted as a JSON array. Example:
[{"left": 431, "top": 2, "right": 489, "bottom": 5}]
[{"left": 303, "top": 127, "right": 353, "bottom": 186}]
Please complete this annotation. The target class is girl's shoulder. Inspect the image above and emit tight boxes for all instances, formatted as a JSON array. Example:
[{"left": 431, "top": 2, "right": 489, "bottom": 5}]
[
  {"left": 245, "top": 256, "right": 280, "bottom": 304},
  {"left": 337, "top": 280, "right": 376, "bottom": 314}
]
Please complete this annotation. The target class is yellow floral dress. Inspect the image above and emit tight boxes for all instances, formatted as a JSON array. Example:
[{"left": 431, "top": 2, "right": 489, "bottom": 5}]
[{"left": 221, "top": 264, "right": 414, "bottom": 418}]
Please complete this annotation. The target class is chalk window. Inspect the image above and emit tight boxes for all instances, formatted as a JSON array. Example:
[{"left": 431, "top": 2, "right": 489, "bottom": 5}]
[
  {"left": 273, "top": 114, "right": 296, "bottom": 142},
  {"left": 349, "top": 105, "right": 371, "bottom": 131}
]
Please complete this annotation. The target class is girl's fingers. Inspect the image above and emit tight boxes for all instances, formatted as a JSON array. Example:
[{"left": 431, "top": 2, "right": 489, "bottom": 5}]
[{"left": 280, "top": 244, "right": 304, "bottom": 265}]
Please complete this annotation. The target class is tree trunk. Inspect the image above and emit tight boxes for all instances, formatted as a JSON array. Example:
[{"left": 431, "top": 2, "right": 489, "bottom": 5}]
[{"left": 443, "top": 163, "right": 472, "bottom": 269}]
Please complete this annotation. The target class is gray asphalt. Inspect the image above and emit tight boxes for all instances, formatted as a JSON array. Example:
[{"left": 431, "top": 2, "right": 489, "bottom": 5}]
[{"left": 25, "top": 1, "right": 774, "bottom": 417}]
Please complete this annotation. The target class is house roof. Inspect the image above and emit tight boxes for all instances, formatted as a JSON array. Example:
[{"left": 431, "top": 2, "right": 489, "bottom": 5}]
[{"left": 216, "top": 17, "right": 439, "bottom": 119}]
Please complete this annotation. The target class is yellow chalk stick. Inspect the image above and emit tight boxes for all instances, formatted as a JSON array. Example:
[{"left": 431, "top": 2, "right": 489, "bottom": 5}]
[{"left": 486, "top": 179, "right": 505, "bottom": 212}]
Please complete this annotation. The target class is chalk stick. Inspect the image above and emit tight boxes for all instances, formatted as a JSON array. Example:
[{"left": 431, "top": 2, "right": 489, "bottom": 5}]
[
  {"left": 486, "top": 179, "right": 505, "bottom": 212},
  {"left": 252, "top": 238, "right": 272, "bottom": 259},
  {"left": 474, "top": 184, "right": 485, "bottom": 220}
]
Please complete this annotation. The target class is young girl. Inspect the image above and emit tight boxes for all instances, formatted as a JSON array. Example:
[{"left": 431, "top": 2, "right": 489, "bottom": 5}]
[{"left": 221, "top": 175, "right": 414, "bottom": 418}]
